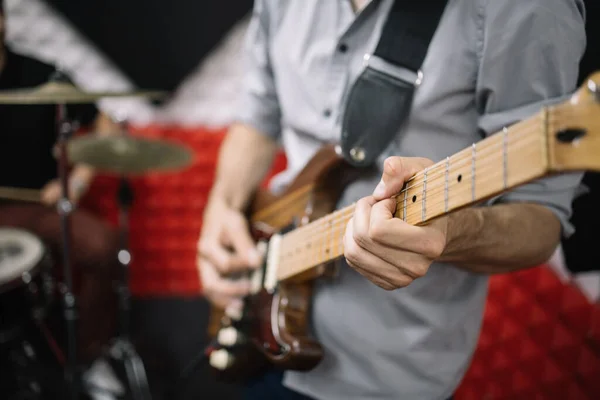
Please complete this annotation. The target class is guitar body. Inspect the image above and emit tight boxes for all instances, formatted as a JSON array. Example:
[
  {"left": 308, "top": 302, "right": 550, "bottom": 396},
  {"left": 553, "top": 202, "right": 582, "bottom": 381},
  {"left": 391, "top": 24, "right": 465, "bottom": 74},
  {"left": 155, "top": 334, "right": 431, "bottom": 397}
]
[{"left": 207, "top": 145, "right": 364, "bottom": 381}]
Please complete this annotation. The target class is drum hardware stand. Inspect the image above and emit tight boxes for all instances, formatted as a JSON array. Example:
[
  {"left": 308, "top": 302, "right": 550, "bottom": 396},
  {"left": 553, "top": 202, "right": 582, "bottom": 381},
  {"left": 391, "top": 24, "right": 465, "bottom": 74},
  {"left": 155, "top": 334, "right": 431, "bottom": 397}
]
[
  {"left": 54, "top": 93, "right": 80, "bottom": 400},
  {"left": 106, "top": 121, "right": 152, "bottom": 400}
]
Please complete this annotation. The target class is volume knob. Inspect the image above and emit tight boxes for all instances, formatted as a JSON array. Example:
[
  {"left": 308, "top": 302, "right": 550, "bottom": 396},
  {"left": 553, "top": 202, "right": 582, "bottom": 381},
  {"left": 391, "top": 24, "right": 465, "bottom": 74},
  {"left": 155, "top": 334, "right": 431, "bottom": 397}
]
[
  {"left": 209, "top": 349, "right": 234, "bottom": 370},
  {"left": 217, "top": 327, "right": 239, "bottom": 346}
]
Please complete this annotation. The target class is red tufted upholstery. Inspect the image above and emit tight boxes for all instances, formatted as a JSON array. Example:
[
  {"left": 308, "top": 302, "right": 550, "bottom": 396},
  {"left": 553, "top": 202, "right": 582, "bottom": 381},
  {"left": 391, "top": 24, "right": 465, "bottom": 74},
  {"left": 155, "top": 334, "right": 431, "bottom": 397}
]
[{"left": 81, "top": 126, "right": 600, "bottom": 399}]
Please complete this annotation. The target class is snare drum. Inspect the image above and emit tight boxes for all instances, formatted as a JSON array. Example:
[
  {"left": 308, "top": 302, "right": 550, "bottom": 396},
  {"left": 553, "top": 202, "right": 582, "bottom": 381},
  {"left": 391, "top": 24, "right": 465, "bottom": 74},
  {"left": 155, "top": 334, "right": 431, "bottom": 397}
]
[{"left": 0, "top": 228, "right": 54, "bottom": 344}]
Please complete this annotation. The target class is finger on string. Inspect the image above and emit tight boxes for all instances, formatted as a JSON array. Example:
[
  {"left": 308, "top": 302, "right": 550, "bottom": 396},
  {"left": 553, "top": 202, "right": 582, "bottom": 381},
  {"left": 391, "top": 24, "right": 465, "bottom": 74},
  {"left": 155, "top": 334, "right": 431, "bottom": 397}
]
[
  {"left": 352, "top": 197, "right": 376, "bottom": 248},
  {"left": 368, "top": 198, "right": 405, "bottom": 243},
  {"left": 225, "top": 218, "right": 262, "bottom": 268},
  {"left": 343, "top": 228, "right": 415, "bottom": 285},
  {"left": 198, "top": 239, "right": 237, "bottom": 274},
  {"left": 369, "top": 200, "right": 444, "bottom": 260},
  {"left": 200, "top": 259, "right": 252, "bottom": 297},
  {"left": 373, "top": 157, "right": 434, "bottom": 200}
]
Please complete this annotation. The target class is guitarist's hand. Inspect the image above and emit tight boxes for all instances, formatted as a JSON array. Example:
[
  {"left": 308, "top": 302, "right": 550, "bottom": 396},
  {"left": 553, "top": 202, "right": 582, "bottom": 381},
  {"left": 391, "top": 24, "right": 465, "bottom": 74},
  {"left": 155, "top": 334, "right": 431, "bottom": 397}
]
[
  {"left": 197, "top": 199, "right": 263, "bottom": 309},
  {"left": 343, "top": 156, "right": 448, "bottom": 290}
]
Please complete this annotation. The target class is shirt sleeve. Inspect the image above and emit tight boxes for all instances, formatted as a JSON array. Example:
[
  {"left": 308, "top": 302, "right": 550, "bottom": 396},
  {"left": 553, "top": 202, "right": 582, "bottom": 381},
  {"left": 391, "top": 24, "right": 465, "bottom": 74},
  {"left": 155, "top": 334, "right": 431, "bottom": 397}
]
[
  {"left": 233, "top": 0, "right": 282, "bottom": 140},
  {"left": 475, "top": 0, "right": 587, "bottom": 237}
]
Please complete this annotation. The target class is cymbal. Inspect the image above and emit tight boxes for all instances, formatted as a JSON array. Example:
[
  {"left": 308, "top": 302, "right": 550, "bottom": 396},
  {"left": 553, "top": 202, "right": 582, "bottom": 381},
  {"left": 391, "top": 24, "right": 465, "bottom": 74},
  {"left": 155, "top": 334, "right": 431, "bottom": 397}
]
[
  {"left": 0, "top": 81, "right": 167, "bottom": 104},
  {"left": 67, "top": 135, "right": 194, "bottom": 174}
]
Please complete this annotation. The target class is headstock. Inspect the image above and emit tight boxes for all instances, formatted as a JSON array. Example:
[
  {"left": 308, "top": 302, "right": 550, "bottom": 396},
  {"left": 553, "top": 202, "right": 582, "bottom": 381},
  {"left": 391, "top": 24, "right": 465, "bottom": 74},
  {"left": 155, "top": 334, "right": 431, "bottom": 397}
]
[{"left": 547, "top": 72, "right": 600, "bottom": 173}]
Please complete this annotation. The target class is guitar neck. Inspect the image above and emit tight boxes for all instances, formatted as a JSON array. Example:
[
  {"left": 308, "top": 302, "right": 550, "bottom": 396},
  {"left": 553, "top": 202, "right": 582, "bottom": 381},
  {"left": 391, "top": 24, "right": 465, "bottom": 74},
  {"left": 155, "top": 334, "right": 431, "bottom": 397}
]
[{"left": 276, "top": 110, "right": 550, "bottom": 282}]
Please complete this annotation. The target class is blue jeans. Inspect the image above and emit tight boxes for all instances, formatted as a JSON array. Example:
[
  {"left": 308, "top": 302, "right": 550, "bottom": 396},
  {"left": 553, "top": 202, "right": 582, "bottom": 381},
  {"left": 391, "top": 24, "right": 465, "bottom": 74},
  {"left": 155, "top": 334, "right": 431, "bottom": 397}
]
[{"left": 244, "top": 370, "right": 454, "bottom": 400}]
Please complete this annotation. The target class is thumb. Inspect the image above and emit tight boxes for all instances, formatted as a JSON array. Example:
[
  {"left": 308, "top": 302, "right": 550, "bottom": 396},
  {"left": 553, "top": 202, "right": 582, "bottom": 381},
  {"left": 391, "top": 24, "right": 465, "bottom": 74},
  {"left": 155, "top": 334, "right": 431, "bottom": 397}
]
[{"left": 372, "top": 157, "right": 434, "bottom": 201}]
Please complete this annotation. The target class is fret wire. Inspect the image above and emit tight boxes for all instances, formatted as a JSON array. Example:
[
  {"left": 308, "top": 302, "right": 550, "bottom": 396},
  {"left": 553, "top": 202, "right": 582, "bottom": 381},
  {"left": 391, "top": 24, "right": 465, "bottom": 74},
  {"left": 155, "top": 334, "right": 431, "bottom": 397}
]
[
  {"left": 295, "top": 210, "right": 351, "bottom": 245},
  {"left": 328, "top": 217, "right": 335, "bottom": 260},
  {"left": 471, "top": 143, "right": 476, "bottom": 201},
  {"left": 316, "top": 218, "right": 321, "bottom": 264},
  {"left": 403, "top": 187, "right": 408, "bottom": 221},
  {"left": 444, "top": 156, "right": 449, "bottom": 212},
  {"left": 340, "top": 218, "right": 345, "bottom": 257},
  {"left": 503, "top": 127, "right": 508, "bottom": 190},
  {"left": 339, "top": 215, "right": 343, "bottom": 256},
  {"left": 328, "top": 217, "right": 332, "bottom": 261},
  {"left": 422, "top": 168, "right": 427, "bottom": 222}
]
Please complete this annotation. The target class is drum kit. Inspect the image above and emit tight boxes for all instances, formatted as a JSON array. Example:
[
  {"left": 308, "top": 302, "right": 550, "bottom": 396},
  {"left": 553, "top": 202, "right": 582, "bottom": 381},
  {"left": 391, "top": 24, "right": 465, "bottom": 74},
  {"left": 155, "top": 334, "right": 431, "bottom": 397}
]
[{"left": 0, "top": 73, "right": 194, "bottom": 400}]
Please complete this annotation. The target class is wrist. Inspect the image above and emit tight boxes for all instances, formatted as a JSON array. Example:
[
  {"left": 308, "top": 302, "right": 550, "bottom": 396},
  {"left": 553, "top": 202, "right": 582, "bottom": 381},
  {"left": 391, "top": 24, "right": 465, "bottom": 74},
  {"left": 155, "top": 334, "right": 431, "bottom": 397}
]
[
  {"left": 439, "top": 208, "right": 484, "bottom": 263},
  {"left": 209, "top": 182, "right": 251, "bottom": 212}
]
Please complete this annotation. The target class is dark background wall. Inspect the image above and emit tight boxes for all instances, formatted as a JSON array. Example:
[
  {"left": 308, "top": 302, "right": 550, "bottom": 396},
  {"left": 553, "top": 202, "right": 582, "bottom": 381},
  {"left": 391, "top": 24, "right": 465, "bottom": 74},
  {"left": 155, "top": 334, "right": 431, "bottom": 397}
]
[
  {"left": 43, "top": 0, "right": 599, "bottom": 91},
  {"left": 44, "top": 0, "right": 253, "bottom": 91}
]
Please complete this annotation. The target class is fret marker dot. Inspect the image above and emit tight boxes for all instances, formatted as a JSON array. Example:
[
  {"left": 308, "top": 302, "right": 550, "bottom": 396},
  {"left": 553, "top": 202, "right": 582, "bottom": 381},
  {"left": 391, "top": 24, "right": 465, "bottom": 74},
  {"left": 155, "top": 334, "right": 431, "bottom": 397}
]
[
  {"left": 457, "top": 174, "right": 462, "bottom": 182},
  {"left": 412, "top": 195, "right": 417, "bottom": 203}
]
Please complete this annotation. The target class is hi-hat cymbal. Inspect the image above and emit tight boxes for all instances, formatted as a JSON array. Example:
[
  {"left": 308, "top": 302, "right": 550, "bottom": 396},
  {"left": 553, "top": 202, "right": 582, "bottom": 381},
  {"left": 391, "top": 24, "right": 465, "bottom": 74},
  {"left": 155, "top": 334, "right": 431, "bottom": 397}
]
[
  {"left": 0, "top": 81, "right": 167, "bottom": 104},
  {"left": 67, "top": 135, "right": 194, "bottom": 175}
]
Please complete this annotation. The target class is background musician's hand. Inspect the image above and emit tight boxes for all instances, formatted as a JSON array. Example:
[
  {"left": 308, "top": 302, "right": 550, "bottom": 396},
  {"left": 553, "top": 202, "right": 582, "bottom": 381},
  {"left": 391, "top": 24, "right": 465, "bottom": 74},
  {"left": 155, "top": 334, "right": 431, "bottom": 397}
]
[
  {"left": 197, "top": 199, "right": 262, "bottom": 310},
  {"left": 40, "top": 165, "right": 94, "bottom": 206},
  {"left": 343, "top": 156, "right": 449, "bottom": 290}
]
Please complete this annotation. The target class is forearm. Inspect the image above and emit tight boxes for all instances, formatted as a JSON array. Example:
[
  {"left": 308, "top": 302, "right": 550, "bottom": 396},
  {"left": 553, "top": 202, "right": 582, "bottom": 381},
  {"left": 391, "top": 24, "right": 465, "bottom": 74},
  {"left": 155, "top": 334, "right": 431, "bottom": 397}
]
[
  {"left": 439, "top": 203, "right": 561, "bottom": 274},
  {"left": 209, "top": 123, "right": 279, "bottom": 211}
]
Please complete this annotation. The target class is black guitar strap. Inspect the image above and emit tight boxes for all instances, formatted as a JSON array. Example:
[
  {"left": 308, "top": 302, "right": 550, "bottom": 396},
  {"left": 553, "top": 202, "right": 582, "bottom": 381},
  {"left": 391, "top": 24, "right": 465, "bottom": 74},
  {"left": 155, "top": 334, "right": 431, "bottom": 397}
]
[{"left": 340, "top": 0, "right": 449, "bottom": 166}]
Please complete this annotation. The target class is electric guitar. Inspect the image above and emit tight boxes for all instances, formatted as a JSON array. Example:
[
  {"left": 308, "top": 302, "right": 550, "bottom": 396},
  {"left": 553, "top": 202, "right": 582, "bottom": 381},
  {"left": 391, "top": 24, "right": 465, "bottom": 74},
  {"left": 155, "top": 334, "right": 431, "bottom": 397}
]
[{"left": 207, "top": 73, "right": 600, "bottom": 381}]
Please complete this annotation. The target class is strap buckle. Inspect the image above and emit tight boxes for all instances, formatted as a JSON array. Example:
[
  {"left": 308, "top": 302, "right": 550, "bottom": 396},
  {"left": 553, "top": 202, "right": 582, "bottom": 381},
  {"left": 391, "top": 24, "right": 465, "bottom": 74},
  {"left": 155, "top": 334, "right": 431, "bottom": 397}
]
[{"left": 363, "top": 54, "right": 423, "bottom": 87}]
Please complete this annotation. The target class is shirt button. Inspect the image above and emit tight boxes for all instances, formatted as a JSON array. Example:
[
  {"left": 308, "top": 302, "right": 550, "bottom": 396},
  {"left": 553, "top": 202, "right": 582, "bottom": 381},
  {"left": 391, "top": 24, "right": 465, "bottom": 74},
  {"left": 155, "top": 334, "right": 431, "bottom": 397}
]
[
  {"left": 338, "top": 43, "right": 349, "bottom": 53},
  {"left": 323, "top": 109, "right": 332, "bottom": 117}
]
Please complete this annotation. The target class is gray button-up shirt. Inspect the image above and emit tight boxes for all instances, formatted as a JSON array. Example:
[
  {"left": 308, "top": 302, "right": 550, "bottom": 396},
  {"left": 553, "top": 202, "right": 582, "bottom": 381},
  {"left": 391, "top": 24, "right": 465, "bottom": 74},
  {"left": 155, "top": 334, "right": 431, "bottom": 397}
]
[{"left": 235, "top": 1, "right": 586, "bottom": 399}]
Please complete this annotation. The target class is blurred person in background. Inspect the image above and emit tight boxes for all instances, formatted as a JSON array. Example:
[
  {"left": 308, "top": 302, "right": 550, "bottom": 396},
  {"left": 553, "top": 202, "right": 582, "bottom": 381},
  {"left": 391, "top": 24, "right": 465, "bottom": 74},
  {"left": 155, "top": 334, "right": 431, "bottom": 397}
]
[
  {"left": 198, "top": 1, "right": 587, "bottom": 400},
  {"left": 0, "top": 1, "right": 120, "bottom": 367}
]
